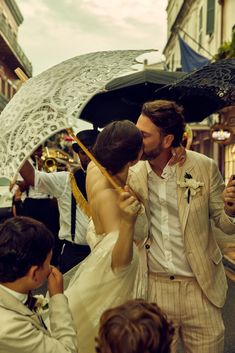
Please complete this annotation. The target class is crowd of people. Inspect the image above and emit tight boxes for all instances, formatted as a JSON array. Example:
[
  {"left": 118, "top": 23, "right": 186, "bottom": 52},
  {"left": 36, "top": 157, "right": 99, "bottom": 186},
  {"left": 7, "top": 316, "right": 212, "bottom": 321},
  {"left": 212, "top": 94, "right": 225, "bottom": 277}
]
[{"left": 1, "top": 99, "right": 235, "bottom": 353}]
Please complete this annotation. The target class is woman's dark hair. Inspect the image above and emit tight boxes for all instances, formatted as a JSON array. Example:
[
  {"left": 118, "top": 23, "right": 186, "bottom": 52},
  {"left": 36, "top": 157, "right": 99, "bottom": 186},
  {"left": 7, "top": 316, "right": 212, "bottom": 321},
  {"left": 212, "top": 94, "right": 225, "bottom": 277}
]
[
  {"left": 95, "top": 299, "right": 174, "bottom": 353},
  {"left": 93, "top": 120, "right": 143, "bottom": 174},
  {"left": 0, "top": 216, "right": 54, "bottom": 282},
  {"left": 142, "top": 100, "right": 185, "bottom": 147}
]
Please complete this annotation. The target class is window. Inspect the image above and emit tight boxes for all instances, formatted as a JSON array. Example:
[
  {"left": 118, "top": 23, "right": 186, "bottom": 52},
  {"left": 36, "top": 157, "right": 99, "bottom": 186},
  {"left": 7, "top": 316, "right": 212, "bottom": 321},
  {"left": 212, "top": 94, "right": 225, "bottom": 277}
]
[
  {"left": 206, "top": 0, "right": 215, "bottom": 35},
  {"left": 198, "top": 7, "right": 203, "bottom": 50},
  {"left": 171, "top": 54, "right": 175, "bottom": 71}
]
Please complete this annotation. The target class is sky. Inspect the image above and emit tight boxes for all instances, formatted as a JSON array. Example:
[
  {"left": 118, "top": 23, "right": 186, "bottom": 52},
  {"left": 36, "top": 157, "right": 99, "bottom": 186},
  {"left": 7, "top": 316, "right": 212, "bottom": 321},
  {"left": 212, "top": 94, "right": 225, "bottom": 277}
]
[
  {"left": 16, "top": 0, "right": 168, "bottom": 76},
  {"left": 16, "top": 0, "right": 168, "bottom": 130}
]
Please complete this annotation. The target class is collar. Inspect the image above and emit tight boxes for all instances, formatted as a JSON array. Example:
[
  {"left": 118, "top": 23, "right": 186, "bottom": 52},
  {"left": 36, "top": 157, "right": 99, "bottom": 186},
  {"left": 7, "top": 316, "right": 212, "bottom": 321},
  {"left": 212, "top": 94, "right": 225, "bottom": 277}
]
[
  {"left": 0, "top": 284, "right": 28, "bottom": 304},
  {"left": 146, "top": 161, "right": 176, "bottom": 180}
]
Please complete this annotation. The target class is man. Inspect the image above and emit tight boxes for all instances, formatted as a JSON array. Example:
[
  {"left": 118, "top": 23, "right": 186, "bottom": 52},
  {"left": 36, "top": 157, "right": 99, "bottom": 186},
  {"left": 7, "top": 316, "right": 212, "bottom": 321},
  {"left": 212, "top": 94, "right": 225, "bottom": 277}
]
[
  {"left": 0, "top": 216, "right": 77, "bottom": 353},
  {"left": 13, "top": 145, "right": 60, "bottom": 265},
  {"left": 20, "top": 129, "right": 99, "bottom": 273},
  {"left": 129, "top": 99, "right": 235, "bottom": 353}
]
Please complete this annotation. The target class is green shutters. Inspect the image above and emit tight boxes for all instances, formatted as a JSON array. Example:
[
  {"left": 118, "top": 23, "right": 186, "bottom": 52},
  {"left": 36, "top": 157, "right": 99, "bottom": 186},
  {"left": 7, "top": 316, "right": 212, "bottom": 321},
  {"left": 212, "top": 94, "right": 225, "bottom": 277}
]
[{"left": 206, "top": 0, "right": 215, "bottom": 35}]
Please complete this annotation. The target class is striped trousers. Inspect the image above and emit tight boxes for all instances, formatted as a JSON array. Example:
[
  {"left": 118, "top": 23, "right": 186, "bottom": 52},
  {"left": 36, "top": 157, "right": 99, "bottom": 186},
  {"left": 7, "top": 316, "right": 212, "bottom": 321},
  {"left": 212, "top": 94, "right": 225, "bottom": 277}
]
[{"left": 148, "top": 273, "right": 224, "bottom": 353}]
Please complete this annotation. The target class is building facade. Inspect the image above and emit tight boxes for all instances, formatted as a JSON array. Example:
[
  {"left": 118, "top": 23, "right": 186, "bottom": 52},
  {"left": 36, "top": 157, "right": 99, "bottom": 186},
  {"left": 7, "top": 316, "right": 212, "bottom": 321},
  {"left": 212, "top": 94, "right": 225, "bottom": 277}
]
[
  {"left": 163, "top": 0, "right": 235, "bottom": 175},
  {"left": 0, "top": 0, "right": 32, "bottom": 111},
  {"left": 164, "top": 0, "right": 235, "bottom": 71}
]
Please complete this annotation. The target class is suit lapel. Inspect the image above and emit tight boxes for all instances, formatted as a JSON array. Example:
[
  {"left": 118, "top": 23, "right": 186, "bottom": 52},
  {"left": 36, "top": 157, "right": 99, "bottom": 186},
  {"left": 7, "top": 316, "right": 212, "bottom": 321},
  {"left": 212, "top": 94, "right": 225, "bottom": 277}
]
[
  {"left": 176, "top": 156, "right": 195, "bottom": 235},
  {"left": 0, "top": 287, "right": 49, "bottom": 334}
]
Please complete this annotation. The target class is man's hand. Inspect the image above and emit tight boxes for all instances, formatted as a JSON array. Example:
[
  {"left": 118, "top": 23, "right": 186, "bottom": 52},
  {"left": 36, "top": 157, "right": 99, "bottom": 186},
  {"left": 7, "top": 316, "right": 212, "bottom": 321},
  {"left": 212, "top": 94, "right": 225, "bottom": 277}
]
[
  {"left": 47, "top": 266, "right": 64, "bottom": 297},
  {"left": 169, "top": 145, "right": 186, "bottom": 166},
  {"left": 223, "top": 175, "right": 235, "bottom": 216}
]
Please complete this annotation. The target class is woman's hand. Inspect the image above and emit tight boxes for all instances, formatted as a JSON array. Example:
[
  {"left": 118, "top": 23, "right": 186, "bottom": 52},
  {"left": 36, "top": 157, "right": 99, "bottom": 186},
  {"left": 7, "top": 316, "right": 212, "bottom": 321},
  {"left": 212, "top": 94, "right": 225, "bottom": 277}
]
[
  {"left": 119, "top": 185, "right": 141, "bottom": 223},
  {"left": 169, "top": 144, "right": 186, "bottom": 166}
]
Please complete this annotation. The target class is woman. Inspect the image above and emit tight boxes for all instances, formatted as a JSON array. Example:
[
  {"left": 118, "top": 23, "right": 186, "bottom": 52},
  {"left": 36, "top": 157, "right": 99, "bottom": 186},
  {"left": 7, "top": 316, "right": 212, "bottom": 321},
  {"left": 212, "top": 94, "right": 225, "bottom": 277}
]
[{"left": 65, "top": 120, "right": 149, "bottom": 353}]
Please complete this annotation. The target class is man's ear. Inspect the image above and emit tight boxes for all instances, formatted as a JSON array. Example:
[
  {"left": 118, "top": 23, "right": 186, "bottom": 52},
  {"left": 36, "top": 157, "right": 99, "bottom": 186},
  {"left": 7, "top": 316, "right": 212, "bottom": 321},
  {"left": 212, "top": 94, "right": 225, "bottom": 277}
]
[{"left": 163, "top": 134, "right": 174, "bottom": 148}]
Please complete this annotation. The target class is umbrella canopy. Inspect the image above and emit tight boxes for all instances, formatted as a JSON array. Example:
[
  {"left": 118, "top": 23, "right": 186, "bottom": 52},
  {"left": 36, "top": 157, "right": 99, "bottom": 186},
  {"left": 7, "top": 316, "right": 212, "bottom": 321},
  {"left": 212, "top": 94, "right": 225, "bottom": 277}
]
[
  {"left": 0, "top": 49, "right": 151, "bottom": 180},
  {"left": 155, "top": 58, "right": 235, "bottom": 122},
  {"left": 79, "top": 68, "right": 186, "bottom": 128}
]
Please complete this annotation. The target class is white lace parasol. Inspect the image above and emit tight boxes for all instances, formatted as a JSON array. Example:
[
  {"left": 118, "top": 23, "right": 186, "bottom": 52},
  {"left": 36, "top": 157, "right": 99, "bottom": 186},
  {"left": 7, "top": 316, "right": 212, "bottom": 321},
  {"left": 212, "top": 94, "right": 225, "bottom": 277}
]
[{"left": 0, "top": 49, "right": 151, "bottom": 180}]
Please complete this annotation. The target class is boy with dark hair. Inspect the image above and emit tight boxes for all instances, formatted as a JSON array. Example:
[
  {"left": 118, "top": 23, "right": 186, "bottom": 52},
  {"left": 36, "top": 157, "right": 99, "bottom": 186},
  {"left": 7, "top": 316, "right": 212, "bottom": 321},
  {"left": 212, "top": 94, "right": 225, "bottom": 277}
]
[{"left": 0, "top": 216, "right": 77, "bottom": 353}]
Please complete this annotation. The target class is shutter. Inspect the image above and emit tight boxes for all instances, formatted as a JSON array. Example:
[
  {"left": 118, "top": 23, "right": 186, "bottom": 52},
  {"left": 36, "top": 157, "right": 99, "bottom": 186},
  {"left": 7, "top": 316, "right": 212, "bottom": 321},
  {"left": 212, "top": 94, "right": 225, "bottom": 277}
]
[{"left": 206, "top": 0, "right": 215, "bottom": 35}]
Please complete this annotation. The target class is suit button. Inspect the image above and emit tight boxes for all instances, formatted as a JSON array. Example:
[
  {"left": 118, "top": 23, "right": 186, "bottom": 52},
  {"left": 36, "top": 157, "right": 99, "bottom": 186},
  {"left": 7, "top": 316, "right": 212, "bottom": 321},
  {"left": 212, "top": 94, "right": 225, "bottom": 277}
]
[
  {"left": 170, "top": 276, "right": 175, "bottom": 280},
  {"left": 145, "top": 244, "right": 150, "bottom": 250}
]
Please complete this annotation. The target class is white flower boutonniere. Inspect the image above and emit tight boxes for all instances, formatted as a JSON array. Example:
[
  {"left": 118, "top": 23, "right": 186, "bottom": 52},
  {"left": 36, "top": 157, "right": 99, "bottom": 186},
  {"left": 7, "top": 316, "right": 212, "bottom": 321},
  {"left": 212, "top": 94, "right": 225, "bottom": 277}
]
[
  {"left": 32, "top": 295, "right": 49, "bottom": 315},
  {"left": 177, "top": 172, "right": 204, "bottom": 203}
]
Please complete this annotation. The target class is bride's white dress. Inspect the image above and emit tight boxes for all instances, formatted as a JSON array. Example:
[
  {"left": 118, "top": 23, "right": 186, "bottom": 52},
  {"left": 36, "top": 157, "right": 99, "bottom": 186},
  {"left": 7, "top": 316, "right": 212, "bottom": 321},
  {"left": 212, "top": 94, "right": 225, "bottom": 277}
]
[{"left": 65, "top": 208, "right": 149, "bottom": 353}]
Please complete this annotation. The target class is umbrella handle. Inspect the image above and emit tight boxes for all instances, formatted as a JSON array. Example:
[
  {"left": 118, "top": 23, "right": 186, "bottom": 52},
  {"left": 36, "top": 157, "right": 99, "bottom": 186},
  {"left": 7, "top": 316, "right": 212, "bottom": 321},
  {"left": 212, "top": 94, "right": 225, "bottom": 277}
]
[{"left": 66, "top": 128, "right": 123, "bottom": 193}]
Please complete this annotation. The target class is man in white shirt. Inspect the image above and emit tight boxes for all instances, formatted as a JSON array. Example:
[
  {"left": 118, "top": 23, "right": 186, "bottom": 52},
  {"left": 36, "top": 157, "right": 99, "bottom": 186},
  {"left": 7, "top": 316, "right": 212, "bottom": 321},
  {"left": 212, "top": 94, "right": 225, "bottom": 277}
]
[
  {"left": 129, "top": 99, "right": 235, "bottom": 353},
  {"left": 20, "top": 130, "right": 99, "bottom": 273}
]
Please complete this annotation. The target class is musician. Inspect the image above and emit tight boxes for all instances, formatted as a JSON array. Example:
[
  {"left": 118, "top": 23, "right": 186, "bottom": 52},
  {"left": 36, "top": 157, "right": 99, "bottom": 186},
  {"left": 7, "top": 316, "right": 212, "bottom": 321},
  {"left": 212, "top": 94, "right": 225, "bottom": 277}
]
[
  {"left": 12, "top": 146, "right": 60, "bottom": 265},
  {"left": 20, "top": 130, "right": 99, "bottom": 273}
]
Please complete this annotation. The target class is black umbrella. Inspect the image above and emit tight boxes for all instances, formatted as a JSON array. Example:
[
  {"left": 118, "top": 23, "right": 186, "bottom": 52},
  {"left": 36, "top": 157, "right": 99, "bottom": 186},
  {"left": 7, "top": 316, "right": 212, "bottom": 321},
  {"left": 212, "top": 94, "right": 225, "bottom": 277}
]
[
  {"left": 79, "top": 68, "right": 186, "bottom": 128},
  {"left": 155, "top": 58, "right": 235, "bottom": 122}
]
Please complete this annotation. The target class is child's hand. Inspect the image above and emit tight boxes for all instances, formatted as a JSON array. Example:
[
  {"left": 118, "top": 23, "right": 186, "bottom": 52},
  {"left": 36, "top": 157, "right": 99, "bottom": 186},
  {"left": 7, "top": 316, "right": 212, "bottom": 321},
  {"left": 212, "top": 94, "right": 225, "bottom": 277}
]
[
  {"left": 119, "top": 185, "right": 141, "bottom": 223},
  {"left": 47, "top": 266, "right": 64, "bottom": 297}
]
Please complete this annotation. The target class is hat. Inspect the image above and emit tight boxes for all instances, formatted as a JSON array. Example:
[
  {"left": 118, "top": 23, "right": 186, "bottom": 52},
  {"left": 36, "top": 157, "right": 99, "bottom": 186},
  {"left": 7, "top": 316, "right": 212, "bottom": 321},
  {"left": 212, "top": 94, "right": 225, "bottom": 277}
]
[{"left": 72, "top": 129, "right": 99, "bottom": 153}]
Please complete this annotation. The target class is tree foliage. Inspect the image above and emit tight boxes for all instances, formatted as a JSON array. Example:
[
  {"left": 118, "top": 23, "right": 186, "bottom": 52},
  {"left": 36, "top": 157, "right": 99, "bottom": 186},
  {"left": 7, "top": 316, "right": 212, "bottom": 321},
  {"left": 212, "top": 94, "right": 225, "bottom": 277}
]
[{"left": 214, "top": 30, "right": 235, "bottom": 60}]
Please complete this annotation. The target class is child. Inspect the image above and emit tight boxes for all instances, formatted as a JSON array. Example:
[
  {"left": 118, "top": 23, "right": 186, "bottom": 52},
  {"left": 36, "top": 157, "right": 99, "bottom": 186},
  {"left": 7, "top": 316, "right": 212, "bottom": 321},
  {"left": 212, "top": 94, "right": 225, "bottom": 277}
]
[
  {"left": 0, "top": 216, "right": 77, "bottom": 353},
  {"left": 95, "top": 299, "right": 174, "bottom": 353}
]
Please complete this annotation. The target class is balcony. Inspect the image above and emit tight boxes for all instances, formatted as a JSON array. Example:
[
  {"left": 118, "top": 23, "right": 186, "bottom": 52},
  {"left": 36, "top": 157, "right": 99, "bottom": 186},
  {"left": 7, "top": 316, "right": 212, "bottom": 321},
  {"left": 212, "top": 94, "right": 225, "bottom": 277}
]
[{"left": 0, "top": 12, "right": 32, "bottom": 77}]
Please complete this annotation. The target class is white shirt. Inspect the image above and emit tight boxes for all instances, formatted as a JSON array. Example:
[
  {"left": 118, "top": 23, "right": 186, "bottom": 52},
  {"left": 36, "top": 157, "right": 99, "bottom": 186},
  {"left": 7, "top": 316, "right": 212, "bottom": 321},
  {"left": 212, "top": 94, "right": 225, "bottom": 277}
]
[
  {"left": 147, "top": 162, "right": 194, "bottom": 276},
  {"left": 34, "top": 170, "right": 89, "bottom": 244},
  {"left": 0, "top": 284, "right": 27, "bottom": 304}
]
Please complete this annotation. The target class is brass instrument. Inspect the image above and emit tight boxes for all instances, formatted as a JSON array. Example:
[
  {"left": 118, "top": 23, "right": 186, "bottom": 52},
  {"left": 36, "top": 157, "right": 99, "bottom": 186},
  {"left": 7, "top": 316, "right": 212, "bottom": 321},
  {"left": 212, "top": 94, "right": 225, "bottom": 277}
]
[{"left": 42, "top": 147, "right": 78, "bottom": 173}]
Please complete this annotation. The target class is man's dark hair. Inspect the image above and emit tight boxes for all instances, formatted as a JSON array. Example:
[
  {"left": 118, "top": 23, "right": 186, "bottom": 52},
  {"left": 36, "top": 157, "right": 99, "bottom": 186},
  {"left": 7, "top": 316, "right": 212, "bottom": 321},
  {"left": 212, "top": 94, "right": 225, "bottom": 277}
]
[
  {"left": 0, "top": 216, "right": 54, "bottom": 282},
  {"left": 95, "top": 299, "right": 174, "bottom": 353},
  {"left": 93, "top": 120, "right": 143, "bottom": 175},
  {"left": 142, "top": 100, "right": 185, "bottom": 147},
  {"left": 72, "top": 129, "right": 100, "bottom": 153}
]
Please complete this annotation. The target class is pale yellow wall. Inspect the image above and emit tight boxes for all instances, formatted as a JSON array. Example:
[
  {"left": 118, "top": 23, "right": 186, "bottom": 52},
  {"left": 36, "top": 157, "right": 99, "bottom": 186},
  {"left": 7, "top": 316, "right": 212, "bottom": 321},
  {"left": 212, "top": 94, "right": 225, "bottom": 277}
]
[
  {"left": 164, "top": 0, "right": 234, "bottom": 70},
  {"left": 0, "top": 0, "right": 18, "bottom": 36}
]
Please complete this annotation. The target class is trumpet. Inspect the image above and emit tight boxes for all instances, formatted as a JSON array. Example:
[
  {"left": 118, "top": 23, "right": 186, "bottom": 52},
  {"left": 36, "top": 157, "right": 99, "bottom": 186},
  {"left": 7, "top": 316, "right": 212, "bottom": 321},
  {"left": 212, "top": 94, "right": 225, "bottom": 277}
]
[
  {"left": 43, "top": 157, "right": 57, "bottom": 173},
  {"left": 41, "top": 147, "right": 78, "bottom": 173}
]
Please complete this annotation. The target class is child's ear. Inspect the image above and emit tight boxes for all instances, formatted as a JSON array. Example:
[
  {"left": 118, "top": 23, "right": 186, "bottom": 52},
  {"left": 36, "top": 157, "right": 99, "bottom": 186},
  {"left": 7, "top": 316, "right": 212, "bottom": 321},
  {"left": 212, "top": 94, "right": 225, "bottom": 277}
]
[{"left": 27, "top": 265, "right": 39, "bottom": 282}]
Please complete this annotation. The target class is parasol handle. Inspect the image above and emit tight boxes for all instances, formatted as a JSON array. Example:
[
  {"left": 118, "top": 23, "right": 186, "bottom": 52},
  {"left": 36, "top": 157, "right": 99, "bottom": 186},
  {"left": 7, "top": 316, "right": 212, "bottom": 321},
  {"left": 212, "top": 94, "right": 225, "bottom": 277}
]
[{"left": 66, "top": 128, "right": 123, "bottom": 193}]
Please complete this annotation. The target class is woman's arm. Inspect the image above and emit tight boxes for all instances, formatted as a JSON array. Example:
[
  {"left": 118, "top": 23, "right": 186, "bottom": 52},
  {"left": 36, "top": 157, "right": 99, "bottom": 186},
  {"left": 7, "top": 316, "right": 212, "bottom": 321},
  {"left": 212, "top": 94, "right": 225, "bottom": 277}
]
[{"left": 111, "top": 186, "right": 140, "bottom": 271}]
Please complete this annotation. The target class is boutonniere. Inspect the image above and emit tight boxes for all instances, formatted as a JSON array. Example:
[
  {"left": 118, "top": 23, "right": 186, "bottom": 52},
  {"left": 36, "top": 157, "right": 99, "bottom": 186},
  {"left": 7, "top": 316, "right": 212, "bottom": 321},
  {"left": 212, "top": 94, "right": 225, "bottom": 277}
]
[
  {"left": 177, "top": 172, "right": 204, "bottom": 203},
  {"left": 26, "top": 294, "right": 49, "bottom": 314},
  {"left": 34, "top": 295, "right": 49, "bottom": 314}
]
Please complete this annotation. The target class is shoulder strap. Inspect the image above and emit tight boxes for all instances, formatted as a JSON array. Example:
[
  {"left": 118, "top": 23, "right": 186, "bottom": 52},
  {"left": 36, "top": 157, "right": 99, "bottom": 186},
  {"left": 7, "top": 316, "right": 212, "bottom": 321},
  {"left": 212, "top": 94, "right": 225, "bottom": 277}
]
[
  {"left": 71, "top": 192, "right": 76, "bottom": 243},
  {"left": 70, "top": 170, "right": 91, "bottom": 242}
]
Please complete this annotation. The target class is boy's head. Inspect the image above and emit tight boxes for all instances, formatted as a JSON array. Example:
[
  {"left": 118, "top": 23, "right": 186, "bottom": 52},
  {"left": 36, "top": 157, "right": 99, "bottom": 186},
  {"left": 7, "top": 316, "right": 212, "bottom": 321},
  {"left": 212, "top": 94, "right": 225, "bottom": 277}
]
[
  {"left": 0, "top": 216, "right": 54, "bottom": 287},
  {"left": 96, "top": 299, "right": 174, "bottom": 353}
]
